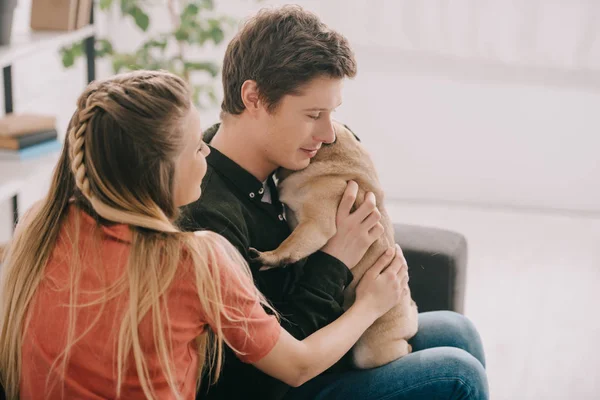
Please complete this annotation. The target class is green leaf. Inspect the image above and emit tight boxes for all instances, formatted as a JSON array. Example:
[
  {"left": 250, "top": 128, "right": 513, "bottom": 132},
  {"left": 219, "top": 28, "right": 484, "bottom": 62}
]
[
  {"left": 181, "top": 3, "right": 200, "bottom": 21},
  {"left": 180, "top": 16, "right": 199, "bottom": 34},
  {"left": 194, "top": 30, "right": 208, "bottom": 45},
  {"left": 99, "top": 0, "right": 113, "bottom": 10},
  {"left": 112, "top": 53, "right": 141, "bottom": 73},
  {"left": 193, "top": 17, "right": 233, "bottom": 45},
  {"left": 96, "top": 39, "right": 114, "bottom": 57},
  {"left": 220, "top": 15, "right": 237, "bottom": 28},
  {"left": 60, "top": 42, "right": 84, "bottom": 68},
  {"left": 207, "top": 18, "right": 220, "bottom": 29},
  {"left": 142, "top": 38, "right": 167, "bottom": 50},
  {"left": 191, "top": 83, "right": 218, "bottom": 109},
  {"left": 112, "top": 58, "right": 126, "bottom": 73},
  {"left": 66, "top": 0, "right": 230, "bottom": 94},
  {"left": 207, "top": 88, "right": 218, "bottom": 105},
  {"left": 192, "top": 87, "right": 201, "bottom": 107},
  {"left": 147, "top": 60, "right": 169, "bottom": 71},
  {"left": 174, "top": 28, "right": 189, "bottom": 42},
  {"left": 120, "top": 0, "right": 133, "bottom": 14},
  {"left": 74, "top": 42, "right": 84, "bottom": 55},
  {"left": 184, "top": 61, "right": 219, "bottom": 77},
  {"left": 199, "top": 0, "right": 214, "bottom": 10},
  {"left": 62, "top": 50, "right": 75, "bottom": 68},
  {"left": 209, "top": 26, "right": 224, "bottom": 44},
  {"left": 130, "top": 6, "right": 150, "bottom": 31}
]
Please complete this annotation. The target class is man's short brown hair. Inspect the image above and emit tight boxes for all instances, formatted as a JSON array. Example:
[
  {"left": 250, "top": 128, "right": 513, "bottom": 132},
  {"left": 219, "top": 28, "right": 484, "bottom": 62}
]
[{"left": 221, "top": 5, "right": 357, "bottom": 115}]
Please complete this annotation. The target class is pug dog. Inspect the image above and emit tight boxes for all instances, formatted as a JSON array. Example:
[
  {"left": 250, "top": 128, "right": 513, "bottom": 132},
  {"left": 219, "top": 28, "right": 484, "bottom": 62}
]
[{"left": 251, "top": 121, "right": 419, "bottom": 369}]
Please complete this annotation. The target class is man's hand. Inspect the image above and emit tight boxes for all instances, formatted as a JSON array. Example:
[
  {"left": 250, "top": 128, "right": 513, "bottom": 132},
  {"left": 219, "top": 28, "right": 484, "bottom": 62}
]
[{"left": 321, "top": 181, "right": 384, "bottom": 269}]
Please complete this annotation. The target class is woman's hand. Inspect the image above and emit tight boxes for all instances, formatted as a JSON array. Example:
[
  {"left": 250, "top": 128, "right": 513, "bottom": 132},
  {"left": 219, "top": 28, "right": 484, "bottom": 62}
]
[{"left": 354, "top": 244, "right": 409, "bottom": 318}]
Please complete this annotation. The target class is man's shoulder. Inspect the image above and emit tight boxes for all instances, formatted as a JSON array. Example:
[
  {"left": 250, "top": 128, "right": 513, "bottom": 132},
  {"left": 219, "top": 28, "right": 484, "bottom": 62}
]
[
  {"left": 180, "top": 167, "right": 246, "bottom": 231},
  {"left": 198, "top": 166, "right": 239, "bottom": 206}
]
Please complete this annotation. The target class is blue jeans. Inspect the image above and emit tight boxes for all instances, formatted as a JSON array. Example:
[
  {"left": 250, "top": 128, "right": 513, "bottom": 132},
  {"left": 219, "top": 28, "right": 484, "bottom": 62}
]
[{"left": 284, "top": 311, "right": 488, "bottom": 400}]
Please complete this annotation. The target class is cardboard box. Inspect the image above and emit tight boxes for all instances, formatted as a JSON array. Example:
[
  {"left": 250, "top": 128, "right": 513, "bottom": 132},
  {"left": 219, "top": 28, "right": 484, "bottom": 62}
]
[{"left": 30, "top": 0, "right": 92, "bottom": 31}]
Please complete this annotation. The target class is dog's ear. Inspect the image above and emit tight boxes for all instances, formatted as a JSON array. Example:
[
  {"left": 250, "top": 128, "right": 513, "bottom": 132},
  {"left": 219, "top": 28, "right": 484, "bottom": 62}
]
[
  {"left": 344, "top": 124, "right": 361, "bottom": 142},
  {"left": 203, "top": 123, "right": 220, "bottom": 143},
  {"left": 343, "top": 124, "right": 360, "bottom": 142},
  {"left": 325, "top": 122, "right": 361, "bottom": 146}
]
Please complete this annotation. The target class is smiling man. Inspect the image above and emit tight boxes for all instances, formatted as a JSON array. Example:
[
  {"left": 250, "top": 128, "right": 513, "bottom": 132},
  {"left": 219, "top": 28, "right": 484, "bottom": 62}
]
[{"left": 182, "top": 5, "right": 488, "bottom": 400}]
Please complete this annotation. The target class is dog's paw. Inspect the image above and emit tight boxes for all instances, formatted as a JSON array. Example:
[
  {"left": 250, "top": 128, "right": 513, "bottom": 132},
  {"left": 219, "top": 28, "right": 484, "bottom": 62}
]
[
  {"left": 248, "top": 247, "right": 290, "bottom": 269},
  {"left": 248, "top": 247, "right": 262, "bottom": 261}
]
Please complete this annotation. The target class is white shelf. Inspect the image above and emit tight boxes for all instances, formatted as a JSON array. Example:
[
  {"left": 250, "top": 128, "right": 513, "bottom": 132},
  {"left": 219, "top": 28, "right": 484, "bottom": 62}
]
[
  {"left": 0, "top": 25, "right": 96, "bottom": 69},
  {"left": 0, "top": 152, "right": 61, "bottom": 204},
  {"left": 0, "top": 25, "right": 95, "bottom": 206}
]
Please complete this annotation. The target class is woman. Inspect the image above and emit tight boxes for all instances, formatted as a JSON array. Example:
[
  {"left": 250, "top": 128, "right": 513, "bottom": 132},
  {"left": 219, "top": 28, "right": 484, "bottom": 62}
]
[{"left": 0, "top": 70, "right": 406, "bottom": 399}]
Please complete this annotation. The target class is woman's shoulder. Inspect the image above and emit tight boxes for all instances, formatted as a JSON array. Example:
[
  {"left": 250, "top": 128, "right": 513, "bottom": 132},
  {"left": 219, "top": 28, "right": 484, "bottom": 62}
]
[{"left": 178, "top": 230, "right": 236, "bottom": 270}]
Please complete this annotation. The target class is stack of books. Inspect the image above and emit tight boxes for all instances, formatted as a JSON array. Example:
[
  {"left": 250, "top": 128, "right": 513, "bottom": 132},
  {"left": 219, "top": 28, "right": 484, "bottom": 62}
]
[{"left": 0, "top": 114, "right": 61, "bottom": 161}]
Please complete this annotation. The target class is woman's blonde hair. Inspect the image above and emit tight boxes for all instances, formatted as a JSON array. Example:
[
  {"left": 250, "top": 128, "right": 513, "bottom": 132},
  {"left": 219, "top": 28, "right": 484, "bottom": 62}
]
[{"left": 0, "top": 70, "right": 271, "bottom": 399}]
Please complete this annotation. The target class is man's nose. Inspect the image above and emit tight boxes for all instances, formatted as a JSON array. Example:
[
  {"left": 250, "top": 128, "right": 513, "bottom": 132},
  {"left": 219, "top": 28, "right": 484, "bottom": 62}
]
[{"left": 314, "top": 119, "right": 336, "bottom": 144}]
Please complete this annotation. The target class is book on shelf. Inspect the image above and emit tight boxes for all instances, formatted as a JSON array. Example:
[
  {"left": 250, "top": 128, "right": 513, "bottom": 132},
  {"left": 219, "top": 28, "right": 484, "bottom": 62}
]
[
  {"left": 30, "top": 0, "right": 92, "bottom": 31},
  {"left": 76, "top": 0, "right": 93, "bottom": 29},
  {"left": 0, "top": 113, "right": 56, "bottom": 137},
  {"left": 0, "top": 129, "right": 58, "bottom": 150},
  {"left": 0, "top": 139, "right": 62, "bottom": 161}
]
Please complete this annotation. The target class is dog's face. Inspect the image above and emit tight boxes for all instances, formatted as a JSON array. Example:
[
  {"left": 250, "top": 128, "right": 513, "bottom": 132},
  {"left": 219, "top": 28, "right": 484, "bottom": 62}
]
[
  {"left": 311, "top": 123, "right": 360, "bottom": 163},
  {"left": 277, "top": 122, "right": 360, "bottom": 181}
]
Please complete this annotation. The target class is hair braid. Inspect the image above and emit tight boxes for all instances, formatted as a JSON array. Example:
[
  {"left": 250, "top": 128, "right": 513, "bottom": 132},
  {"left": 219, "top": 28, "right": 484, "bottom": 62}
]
[
  {"left": 67, "top": 90, "right": 177, "bottom": 233},
  {"left": 69, "top": 95, "right": 96, "bottom": 199}
]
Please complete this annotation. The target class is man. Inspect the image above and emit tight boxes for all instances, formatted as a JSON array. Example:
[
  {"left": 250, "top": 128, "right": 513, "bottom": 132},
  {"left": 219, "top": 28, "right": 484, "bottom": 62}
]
[{"left": 183, "top": 5, "right": 489, "bottom": 400}]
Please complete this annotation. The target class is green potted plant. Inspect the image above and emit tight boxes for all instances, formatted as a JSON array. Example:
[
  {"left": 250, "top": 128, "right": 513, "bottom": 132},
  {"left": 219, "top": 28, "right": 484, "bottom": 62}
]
[{"left": 61, "top": 0, "right": 236, "bottom": 108}]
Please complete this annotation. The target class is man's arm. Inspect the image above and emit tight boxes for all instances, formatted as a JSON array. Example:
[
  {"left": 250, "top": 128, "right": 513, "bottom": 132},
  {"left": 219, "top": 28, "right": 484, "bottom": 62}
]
[
  {"left": 274, "top": 250, "right": 352, "bottom": 339},
  {"left": 181, "top": 205, "right": 352, "bottom": 340}
]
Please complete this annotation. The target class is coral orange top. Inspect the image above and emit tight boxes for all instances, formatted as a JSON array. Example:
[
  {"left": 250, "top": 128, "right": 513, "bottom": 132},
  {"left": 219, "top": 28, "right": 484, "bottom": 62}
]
[{"left": 19, "top": 205, "right": 281, "bottom": 399}]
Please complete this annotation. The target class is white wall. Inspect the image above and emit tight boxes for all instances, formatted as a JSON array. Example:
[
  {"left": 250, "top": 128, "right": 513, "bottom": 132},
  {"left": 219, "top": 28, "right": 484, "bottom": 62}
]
[
  {"left": 319, "top": 0, "right": 600, "bottom": 214},
  {"left": 2, "top": 0, "right": 599, "bottom": 243},
  {"left": 280, "top": 0, "right": 600, "bottom": 214},
  {"left": 336, "top": 48, "right": 600, "bottom": 214},
  {"left": 200, "top": 0, "right": 600, "bottom": 214}
]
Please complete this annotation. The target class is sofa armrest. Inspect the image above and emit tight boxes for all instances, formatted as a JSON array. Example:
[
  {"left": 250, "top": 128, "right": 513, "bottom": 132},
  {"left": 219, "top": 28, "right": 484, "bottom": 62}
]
[{"left": 394, "top": 223, "right": 468, "bottom": 314}]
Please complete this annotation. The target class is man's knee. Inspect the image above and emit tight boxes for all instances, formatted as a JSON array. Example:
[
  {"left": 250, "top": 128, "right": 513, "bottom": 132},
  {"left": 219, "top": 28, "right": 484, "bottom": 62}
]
[
  {"left": 439, "top": 347, "right": 489, "bottom": 400},
  {"left": 383, "top": 347, "right": 489, "bottom": 400},
  {"left": 427, "top": 311, "right": 486, "bottom": 367}
]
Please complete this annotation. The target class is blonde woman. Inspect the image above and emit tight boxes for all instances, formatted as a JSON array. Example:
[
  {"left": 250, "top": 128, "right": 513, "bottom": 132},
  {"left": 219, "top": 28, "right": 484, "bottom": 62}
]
[{"left": 0, "top": 70, "right": 407, "bottom": 400}]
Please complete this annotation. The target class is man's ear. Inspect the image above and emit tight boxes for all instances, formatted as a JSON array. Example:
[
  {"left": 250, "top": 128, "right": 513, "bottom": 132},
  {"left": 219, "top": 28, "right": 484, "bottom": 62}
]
[{"left": 241, "top": 80, "right": 262, "bottom": 116}]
